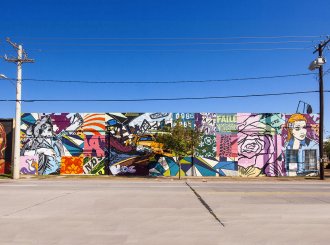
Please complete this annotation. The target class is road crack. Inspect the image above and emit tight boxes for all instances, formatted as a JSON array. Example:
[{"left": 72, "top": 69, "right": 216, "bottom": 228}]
[
  {"left": 3, "top": 192, "right": 74, "bottom": 217},
  {"left": 185, "top": 182, "right": 225, "bottom": 227}
]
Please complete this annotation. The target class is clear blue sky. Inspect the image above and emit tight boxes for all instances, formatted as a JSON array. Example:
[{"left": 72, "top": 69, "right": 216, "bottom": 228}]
[{"left": 0, "top": 0, "right": 329, "bottom": 137}]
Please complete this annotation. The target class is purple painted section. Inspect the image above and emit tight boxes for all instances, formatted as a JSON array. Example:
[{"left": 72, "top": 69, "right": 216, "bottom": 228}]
[{"left": 50, "top": 113, "right": 72, "bottom": 133}]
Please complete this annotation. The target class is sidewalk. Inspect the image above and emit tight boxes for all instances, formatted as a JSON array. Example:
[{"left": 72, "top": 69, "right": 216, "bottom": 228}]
[
  {"left": 1, "top": 169, "right": 330, "bottom": 182},
  {"left": 1, "top": 178, "right": 330, "bottom": 245}
]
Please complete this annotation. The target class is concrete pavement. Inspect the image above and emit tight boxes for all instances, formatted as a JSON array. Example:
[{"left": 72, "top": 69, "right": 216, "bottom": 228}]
[{"left": 0, "top": 179, "right": 330, "bottom": 244}]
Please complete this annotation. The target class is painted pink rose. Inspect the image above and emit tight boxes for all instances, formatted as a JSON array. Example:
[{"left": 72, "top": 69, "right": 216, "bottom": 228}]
[
  {"left": 238, "top": 115, "right": 276, "bottom": 170},
  {"left": 238, "top": 133, "right": 273, "bottom": 169},
  {"left": 237, "top": 114, "right": 286, "bottom": 176}
]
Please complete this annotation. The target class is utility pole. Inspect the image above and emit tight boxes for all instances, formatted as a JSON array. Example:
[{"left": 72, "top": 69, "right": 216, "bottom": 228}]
[
  {"left": 310, "top": 37, "right": 330, "bottom": 180},
  {"left": 3, "top": 38, "right": 34, "bottom": 180}
]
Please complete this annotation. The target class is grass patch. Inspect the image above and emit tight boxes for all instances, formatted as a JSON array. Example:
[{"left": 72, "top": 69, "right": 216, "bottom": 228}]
[{"left": 0, "top": 174, "right": 12, "bottom": 179}]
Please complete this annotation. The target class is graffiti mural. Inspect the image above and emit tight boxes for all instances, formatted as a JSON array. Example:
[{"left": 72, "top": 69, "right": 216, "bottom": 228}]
[
  {"left": 83, "top": 135, "right": 106, "bottom": 157},
  {"left": 282, "top": 113, "right": 319, "bottom": 176},
  {"left": 149, "top": 156, "right": 181, "bottom": 177},
  {"left": 216, "top": 134, "right": 238, "bottom": 158},
  {"left": 195, "top": 113, "right": 217, "bottom": 135},
  {"left": 60, "top": 156, "right": 84, "bottom": 174},
  {"left": 20, "top": 113, "right": 84, "bottom": 175},
  {"left": 20, "top": 156, "right": 38, "bottom": 175},
  {"left": 237, "top": 113, "right": 285, "bottom": 177},
  {"left": 195, "top": 135, "right": 216, "bottom": 158},
  {"left": 83, "top": 156, "right": 106, "bottom": 175},
  {"left": 216, "top": 113, "right": 237, "bottom": 134},
  {"left": 173, "top": 113, "right": 195, "bottom": 128},
  {"left": 19, "top": 112, "right": 320, "bottom": 177},
  {"left": 150, "top": 156, "right": 238, "bottom": 177},
  {"left": 105, "top": 113, "right": 172, "bottom": 176},
  {"left": 0, "top": 119, "right": 13, "bottom": 174}
]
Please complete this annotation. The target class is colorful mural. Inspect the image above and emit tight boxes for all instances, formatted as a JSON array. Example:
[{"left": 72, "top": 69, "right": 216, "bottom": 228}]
[
  {"left": 19, "top": 113, "right": 320, "bottom": 177},
  {"left": 195, "top": 135, "right": 216, "bottom": 158},
  {"left": 237, "top": 113, "right": 284, "bottom": 177},
  {"left": 282, "top": 113, "right": 319, "bottom": 176},
  {"left": 195, "top": 113, "right": 217, "bottom": 135},
  {"left": 20, "top": 155, "right": 38, "bottom": 175},
  {"left": 0, "top": 119, "right": 13, "bottom": 174}
]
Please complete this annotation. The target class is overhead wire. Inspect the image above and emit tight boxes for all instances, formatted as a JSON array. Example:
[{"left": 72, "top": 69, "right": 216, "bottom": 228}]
[
  {"left": 10, "top": 35, "right": 326, "bottom": 40},
  {"left": 19, "top": 72, "right": 316, "bottom": 84},
  {"left": 29, "top": 47, "right": 314, "bottom": 53},
  {"left": 18, "top": 40, "right": 316, "bottom": 46},
  {"left": 1, "top": 36, "right": 327, "bottom": 104},
  {"left": 324, "top": 68, "right": 330, "bottom": 77},
  {"left": 9, "top": 35, "right": 321, "bottom": 53},
  {"left": 0, "top": 90, "right": 329, "bottom": 103}
]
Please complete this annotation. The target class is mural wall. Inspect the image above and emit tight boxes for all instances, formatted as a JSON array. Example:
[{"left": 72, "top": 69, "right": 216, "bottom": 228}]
[
  {"left": 0, "top": 119, "right": 13, "bottom": 174},
  {"left": 20, "top": 113, "right": 320, "bottom": 177}
]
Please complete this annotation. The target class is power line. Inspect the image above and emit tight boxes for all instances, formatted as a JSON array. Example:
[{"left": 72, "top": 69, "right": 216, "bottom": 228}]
[
  {"left": 10, "top": 35, "right": 326, "bottom": 40},
  {"left": 0, "top": 90, "right": 328, "bottom": 103},
  {"left": 30, "top": 47, "right": 312, "bottom": 53},
  {"left": 18, "top": 40, "right": 317, "bottom": 46},
  {"left": 324, "top": 68, "right": 330, "bottom": 77},
  {"left": 20, "top": 72, "right": 316, "bottom": 84}
]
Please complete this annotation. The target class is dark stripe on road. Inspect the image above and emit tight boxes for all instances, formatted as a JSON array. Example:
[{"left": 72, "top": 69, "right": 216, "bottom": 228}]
[
  {"left": 185, "top": 182, "right": 225, "bottom": 227},
  {"left": 3, "top": 192, "right": 73, "bottom": 217}
]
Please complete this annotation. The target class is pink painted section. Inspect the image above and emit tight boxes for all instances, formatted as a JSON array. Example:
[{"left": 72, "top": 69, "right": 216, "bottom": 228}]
[
  {"left": 83, "top": 135, "right": 105, "bottom": 157},
  {"left": 216, "top": 134, "right": 238, "bottom": 158},
  {"left": 20, "top": 155, "right": 38, "bottom": 175},
  {"left": 237, "top": 113, "right": 283, "bottom": 170}
]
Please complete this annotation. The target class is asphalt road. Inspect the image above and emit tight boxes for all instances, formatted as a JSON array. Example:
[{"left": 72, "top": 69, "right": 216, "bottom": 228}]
[{"left": 0, "top": 179, "right": 330, "bottom": 245}]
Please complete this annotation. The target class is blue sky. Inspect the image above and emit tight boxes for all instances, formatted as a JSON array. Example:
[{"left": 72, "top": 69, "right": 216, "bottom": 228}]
[{"left": 0, "top": 0, "right": 329, "bottom": 137}]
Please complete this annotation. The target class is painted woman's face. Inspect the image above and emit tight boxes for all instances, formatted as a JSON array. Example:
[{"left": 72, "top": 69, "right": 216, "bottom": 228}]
[
  {"left": 0, "top": 129, "right": 5, "bottom": 157},
  {"left": 0, "top": 135, "right": 3, "bottom": 147},
  {"left": 40, "top": 123, "right": 53, "bottom": 137},
  {"left": 292, "top": 121, "right": 307, "bottom": 141}
]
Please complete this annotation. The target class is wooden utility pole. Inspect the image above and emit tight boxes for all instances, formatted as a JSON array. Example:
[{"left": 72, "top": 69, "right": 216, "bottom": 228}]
[
  {"left": 3, "top": 38, "right": 34, "bottom": 179},
  {"left": 312, "top": 37, "right": 330, "bottom": 180}
]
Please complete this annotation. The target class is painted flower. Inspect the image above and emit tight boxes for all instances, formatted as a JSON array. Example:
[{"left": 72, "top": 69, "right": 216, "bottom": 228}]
[
  {"left": 238, "top": 133, "right": 274, "bottom": 168},
  {"left": 239, "top": 134, "right": 265, "bottom": 159},
  {"left": 237, "top": 115, "right": 277, "bottom": 176}
]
